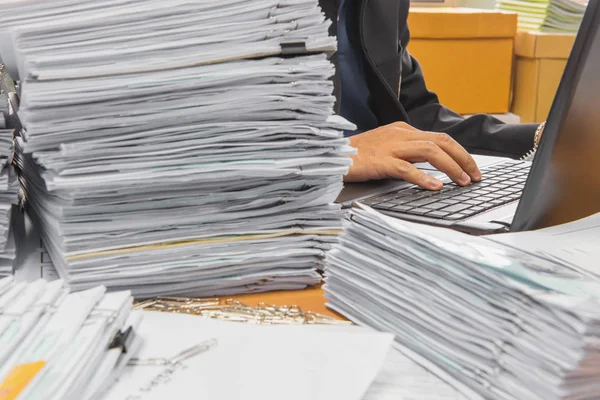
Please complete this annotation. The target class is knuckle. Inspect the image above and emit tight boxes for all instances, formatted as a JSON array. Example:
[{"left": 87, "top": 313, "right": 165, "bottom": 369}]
[
  {"left": 395, "top": 161, "right": 412, "bottom": 175},
  {"left": 392, "top": 121, "right": 409, "bottom": 129},
  {"left": 422, "top": 140, "right": 438, "bottom": 153},
  {"left": 435, "top": 133, "right": 453, "bottom": 144}
]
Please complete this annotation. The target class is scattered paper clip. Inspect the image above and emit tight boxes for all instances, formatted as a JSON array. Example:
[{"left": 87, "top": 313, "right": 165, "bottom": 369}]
[
  {"left": 134, "top": 297, "right": 351, "bottom": 326},
  {"left": 126, "top": 338, "right": 218, "bottom": 397},
  {"left": 128, "top": 338, "right": 218, "bottom": 367}
]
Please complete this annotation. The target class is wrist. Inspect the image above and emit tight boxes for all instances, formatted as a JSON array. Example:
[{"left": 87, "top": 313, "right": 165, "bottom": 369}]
[
  {"left": 520, "top": 121, "right": 545, "bottom": 161},
  {"left": 534, "top": 121, "right": 545, "bottom": 146}
]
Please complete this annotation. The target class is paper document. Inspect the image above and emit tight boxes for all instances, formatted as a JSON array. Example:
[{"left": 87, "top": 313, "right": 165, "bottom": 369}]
[
  {"left": 2, "top": 0, "right": 356, "bottom": 297},
  {"left": 489, "top": 212, "right": 600, "bottom": 279},
  {"left": 0, "top": 278, "right": 139, "bottom": 400},
  {"left": 363, "top": 346, "right": 467, "bottom": 400},
  {"left": 325, "top": 205, "right": 600, "bottom": 400},
  {"left": 496, "top": 0, "right": 587, "bottom": 32},
  {"left": 103, "top": 311, "right": 393, "bottom": 400}
]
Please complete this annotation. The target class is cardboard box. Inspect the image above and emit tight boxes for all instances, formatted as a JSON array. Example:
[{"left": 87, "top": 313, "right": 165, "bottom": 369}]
[
  {"left": 407, "top": 8, "right": 518, "bottom": 114},
  {"left": 511, "top": 31, "right": 576, "bottom": 123}
]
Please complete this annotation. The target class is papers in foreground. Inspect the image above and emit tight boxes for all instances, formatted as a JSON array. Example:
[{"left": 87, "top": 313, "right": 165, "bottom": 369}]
[
  {"left": 0, "top": 276, "right": 395, "bottom": 400},
  {"left": 325, "top": 205, "right": 600, "bottom": 400}
]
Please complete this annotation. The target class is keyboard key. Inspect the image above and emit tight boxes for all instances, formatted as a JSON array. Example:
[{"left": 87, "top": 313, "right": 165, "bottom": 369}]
[
  {"left": 362, "top": 198, "right": 382, "bottom": 206},
  {"left": 491, "top": 184, "right": 511, "bottom": 190},
  {"left": 453, "top": 195, "right": 472, "bottom": 201},
  {"left": 443, "top": 213, "right": 468, "bottom": 221},
  {"left": 389, "top": 197, "right": 416, "bottom": 205},
  {"left": 438, "top": 198, "right": 456, "bottom": 206},
  {"left": 478, "top": 196, "right": 497, "bottom": 202},
  {"left": 440, "top": 203, "right": 471, "bottom": 213},
  {"left": 375, "top": 202, "right": 397, "bottom": 209},
  {"left": 376, "top": 194, "right": 398, "bottom": 202},
  {"left": 423, "top": 202, "right": 451, "bottom": 210},
  {"left": 406, "top": 207, "right": 432, "bottom": 215},
  {"left": 406, "top": 197, "right": 439, "bottom": 207},
  {"left": 426, "top": 211, "right": 450, "bottom": 218},
  {"left": 390, "top": 205, "right": 413, "bottom": 212}
]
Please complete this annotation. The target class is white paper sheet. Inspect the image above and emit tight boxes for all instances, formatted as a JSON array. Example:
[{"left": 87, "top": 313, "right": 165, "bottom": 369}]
[{"left": 103, "top": 311, "right": 394, "bottom": 400}]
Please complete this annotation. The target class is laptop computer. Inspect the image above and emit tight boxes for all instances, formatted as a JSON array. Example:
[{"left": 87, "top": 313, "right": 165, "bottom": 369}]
[{"left": 337, "top": 0, "right": 600, "bottom": 235}]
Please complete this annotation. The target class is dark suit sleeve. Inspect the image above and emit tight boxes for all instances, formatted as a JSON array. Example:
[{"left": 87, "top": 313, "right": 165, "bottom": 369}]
[{"left": 399, "top": 47, "right": 538, "bottom": 159}]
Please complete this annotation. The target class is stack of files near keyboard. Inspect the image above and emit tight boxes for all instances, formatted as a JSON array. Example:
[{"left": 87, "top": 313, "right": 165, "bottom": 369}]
[
  {"left": 496, "top": 0, "right": 587, "bottom": 32},
  {"left": 2, "top": 0, "right": 354, "bottom": 296},
  {"left": 0, "top": 95, "right": 18, "bottom": 277},
  {"left": 0, "top": 276, "right": 142, "bottom": 400},
  {"left": 325, "top": 205, "right": 600, "bottom": 400}
]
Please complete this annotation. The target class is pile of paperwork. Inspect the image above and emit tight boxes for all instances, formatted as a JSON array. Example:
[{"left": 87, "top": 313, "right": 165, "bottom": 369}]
[
  {"left": 325, "top": 205, "right": 600, "bottom": 400},
  {"left": 496, "top": 0, "right": 587, "bottom": 32},
  {"left": 1, "top": 0, "right": 354, "bottom": 296},
  {"left": 1, "top": 276, "right": 394, "bottom": 400},
  {"left": 0, "top": 276, "right": 139, "bottom": 400}
]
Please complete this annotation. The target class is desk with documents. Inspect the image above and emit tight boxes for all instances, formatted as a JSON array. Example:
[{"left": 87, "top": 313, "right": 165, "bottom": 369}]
[
  {"left": 2, "top": 0, "right": 600, "bottom": 398},
  {"left": 226, "top": 284, "right": 469, "bottom": 400}
]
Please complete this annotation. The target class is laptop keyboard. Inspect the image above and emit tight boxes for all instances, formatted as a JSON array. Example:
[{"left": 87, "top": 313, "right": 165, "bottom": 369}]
[{"left": 361, "top": 160, "right": 531, "bottom": 221}]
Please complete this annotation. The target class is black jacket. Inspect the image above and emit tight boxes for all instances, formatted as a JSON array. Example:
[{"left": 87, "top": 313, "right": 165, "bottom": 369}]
[{"left": 321, "top": 0, "right": 538, "bottom": 158}]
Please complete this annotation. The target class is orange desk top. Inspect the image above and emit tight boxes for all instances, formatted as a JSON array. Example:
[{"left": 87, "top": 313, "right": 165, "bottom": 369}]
[{"left": 228, "top": 285, "right": 346, "bottom": 320}]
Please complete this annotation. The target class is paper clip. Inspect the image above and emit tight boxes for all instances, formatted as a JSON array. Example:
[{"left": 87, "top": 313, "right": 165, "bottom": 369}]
[
  {"left": 128, "top": 338, "right": 218, "bottom": 367},
  {"left": 134, "top": 296, "right": 351, "bottom": 326}
]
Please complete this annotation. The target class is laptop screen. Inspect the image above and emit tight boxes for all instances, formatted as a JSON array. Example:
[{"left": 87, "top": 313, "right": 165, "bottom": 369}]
[{"left": 511, "top": 0, "right": 600, "bottom": 232}]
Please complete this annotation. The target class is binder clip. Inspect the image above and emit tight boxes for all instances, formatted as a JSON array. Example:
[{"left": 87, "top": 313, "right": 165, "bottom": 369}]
[
  {"left": 109, "top": 326, "right": 135, "bottom": 353},
  {"left": 280, "top": 41, "right": 308, "bottom": 56}
]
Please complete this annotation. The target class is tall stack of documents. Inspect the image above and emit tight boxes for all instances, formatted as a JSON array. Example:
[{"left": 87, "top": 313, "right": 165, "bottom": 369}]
[
  {"left": 0, "top": 276, "right": 141, "bottom": 400},
  {"left": 496, "top": 0, "right": 587, "bottom": 32},
  {"left": 2, "top": 0, "right": 354, "bottom": 296},
  {"left": 325, "top": 205, "right": 600, "bottom": 400},
  {"left": 0, "top": 95, "right": 17, "bottom": 277}
]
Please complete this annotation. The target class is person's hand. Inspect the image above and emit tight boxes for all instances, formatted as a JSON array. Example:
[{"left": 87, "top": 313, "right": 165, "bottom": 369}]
[{"left": 345, "top": 122, "right": 482, "bottom": 190}]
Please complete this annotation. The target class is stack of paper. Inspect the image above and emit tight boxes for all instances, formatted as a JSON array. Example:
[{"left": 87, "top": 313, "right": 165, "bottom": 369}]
[
  {"left": 0, "top": 94, "right": 18, "bottom": 277},
  {"left": 325, "top": 205, "right": 600, "bottom": 400},
  {"left": 2, "top": 0, "right": 354, "bottom": 296},
  {"left": 496, "top": 0, "right": 587, "bottom": 32},
  {"left": 0, "top": 276, "right": 142, "bottom": 400}
]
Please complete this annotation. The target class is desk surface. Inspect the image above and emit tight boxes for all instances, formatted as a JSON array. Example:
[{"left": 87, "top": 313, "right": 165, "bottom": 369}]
[{"left": 228, "top": 285, "right": 346, "bottom": 320}]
